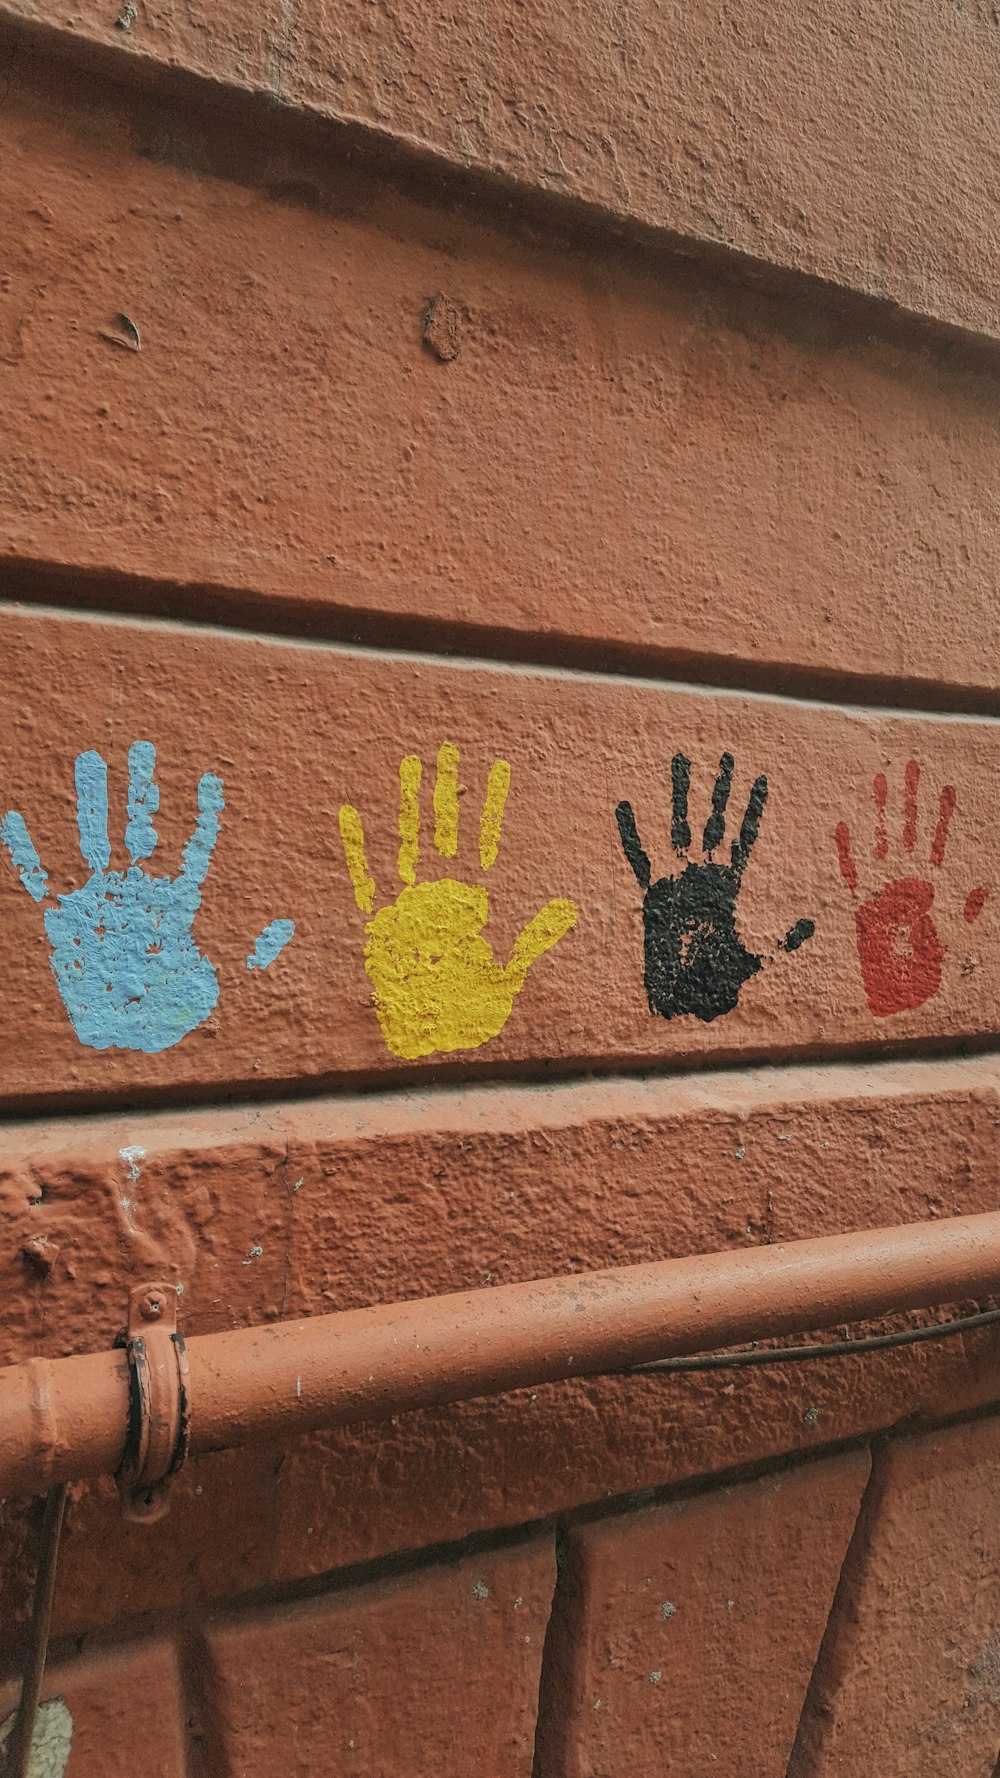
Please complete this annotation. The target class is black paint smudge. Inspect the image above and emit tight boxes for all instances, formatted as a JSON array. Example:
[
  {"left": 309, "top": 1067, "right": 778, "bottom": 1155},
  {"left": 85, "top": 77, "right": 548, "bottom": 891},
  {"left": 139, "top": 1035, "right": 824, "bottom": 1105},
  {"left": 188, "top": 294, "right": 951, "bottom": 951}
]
[{"left": 616, "top": 752, "right": 815, "bottom": 1023}]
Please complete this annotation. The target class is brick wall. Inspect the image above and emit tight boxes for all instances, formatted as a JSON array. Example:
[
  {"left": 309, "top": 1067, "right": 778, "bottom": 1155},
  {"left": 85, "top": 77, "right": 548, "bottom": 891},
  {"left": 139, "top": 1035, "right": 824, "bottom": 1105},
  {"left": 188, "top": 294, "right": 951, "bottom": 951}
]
[{"left": 1, "top": 7, "right": 999, "bottom": 1774}]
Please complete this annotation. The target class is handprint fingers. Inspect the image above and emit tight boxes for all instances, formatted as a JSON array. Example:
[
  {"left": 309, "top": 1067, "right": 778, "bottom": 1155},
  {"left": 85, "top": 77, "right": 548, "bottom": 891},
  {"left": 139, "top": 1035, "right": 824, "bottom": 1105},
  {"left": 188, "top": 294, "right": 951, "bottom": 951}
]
[
  {"left": 670, "top": 753, "right": 692, "bottom": 852},
  {"left": 0, "top": 811, "right": 49, "bottom": 903},
  {"left": 834, "top": 820, "right": 858, "bottom": 897},
  {"left": 433, "top": 741, "right": 460, "bottom": 858},
  {"left": 615, "top": 800, "right": 652, "bottom": 889},
  {"left": 731, "top": 774, "right": 768, "bottom": 876},
  {"left": 702, "top": 752, "right": 734, "bottom": 854},
  {"left": 479, "top": 759, "right": 510, "bottom": 871},
  {"left": 125, "top": 739, "right": 160, "bottom": 862},
  {"left": 930, "top": 784, "right": 956, "bottom": 867},
  {"left": 339, "top": 805, "right": 376, "bottom": 913},
  {"left": 506, "top": 898, "right": 578, "bottom": 986},
  {"left": 178, "top": 772, "right": 224, "bottom": 896},
  {"left": 75, "top": 750, "right": 111, "bottom": 872},
  {"left": 398, "top": 754, "right": 422, "bottom": 886},
  {"left": 247, "top": 918, "right": 296, "bottom": 971},
  {"left": 903, "top": 759, "right": 919, "bottom": 852}
]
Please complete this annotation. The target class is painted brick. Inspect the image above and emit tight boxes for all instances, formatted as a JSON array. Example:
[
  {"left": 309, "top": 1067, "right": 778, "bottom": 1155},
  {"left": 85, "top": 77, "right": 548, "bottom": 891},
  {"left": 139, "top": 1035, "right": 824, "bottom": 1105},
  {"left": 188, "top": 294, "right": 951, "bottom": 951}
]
[
  {"left": 3, "top": 1, "right": 999, "bottom": 337},
  {"left": 199, "top": 1535, "right": 554, "bottom": 1778},
  {"left": 1, "top": 610, "right": 1000, "bottom": 1104},
  {"left": 789, "top": 1416, "right": 1000, "bottom": 1778},
  {"left": 3, "top": 1057, "right": 999, "bottom": 1639},
  {"left": 0, "top": 1637, "right": 185, "bottom": 1778},
  {"left": 2, "top": 74, "right": 1000, "bottom": 700},
  {"left": 536, "top": 1450, "right": 870, "bottom": 1778}
]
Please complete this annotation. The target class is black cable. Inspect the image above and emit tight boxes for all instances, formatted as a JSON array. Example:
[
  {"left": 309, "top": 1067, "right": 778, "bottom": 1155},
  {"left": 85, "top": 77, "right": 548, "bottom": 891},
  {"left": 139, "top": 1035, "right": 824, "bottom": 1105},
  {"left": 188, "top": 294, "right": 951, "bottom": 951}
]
[
  {"left": 620, "top": 1305, "right": 1000, "bottom": 1375},
  {"left": 2, "top": 1483, "right": 69, "bottom": 1778}
]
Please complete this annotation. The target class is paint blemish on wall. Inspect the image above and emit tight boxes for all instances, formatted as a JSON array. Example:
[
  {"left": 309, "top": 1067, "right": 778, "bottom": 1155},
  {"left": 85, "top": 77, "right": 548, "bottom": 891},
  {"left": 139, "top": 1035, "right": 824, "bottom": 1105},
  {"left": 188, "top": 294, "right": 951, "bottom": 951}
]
[
  {"left": 1, "top": 741, "right": 296, "bottom": 1052},
  {"left": 247, "top": 919, "right": 295, "bottom": 971},
  {"left": 0, "top": 1697, "right": 74, "bottom": 1778},
  {"left": 835, "top": 761, "right": 989, "bottom": 1016},
  {"left": 616, "top": 752, "right": 813, "bottom": 1022},
  {"left": 339, "top": 742, "right": 577, "bottom": 1058}
]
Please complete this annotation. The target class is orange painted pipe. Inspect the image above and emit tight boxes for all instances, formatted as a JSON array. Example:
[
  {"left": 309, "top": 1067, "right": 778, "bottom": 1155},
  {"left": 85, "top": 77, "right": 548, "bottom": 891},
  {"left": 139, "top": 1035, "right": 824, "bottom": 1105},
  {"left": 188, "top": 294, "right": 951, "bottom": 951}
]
[{"left": 2, "top": 1210, "right": 1000, "bottom": 1495}]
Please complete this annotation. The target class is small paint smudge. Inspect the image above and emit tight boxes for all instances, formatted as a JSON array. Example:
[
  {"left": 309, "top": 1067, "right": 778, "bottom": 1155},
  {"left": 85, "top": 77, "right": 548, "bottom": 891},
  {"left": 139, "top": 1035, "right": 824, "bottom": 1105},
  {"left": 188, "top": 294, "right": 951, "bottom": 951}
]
[
  {"left": 513, "top": 1597, "right": 523, "bottom": 1610},
  {"left": 471, "top": 1581, "right": 490, "bottom": 1600},
  {"left": 661, "top": 1601, "right": 677, "bottom": 1620},
  {"left": 726, "top": 1600, "right": 735, "bottom": 1610},
  {"left": 246, "top": 918, "right": 296, "bottom": 972}
]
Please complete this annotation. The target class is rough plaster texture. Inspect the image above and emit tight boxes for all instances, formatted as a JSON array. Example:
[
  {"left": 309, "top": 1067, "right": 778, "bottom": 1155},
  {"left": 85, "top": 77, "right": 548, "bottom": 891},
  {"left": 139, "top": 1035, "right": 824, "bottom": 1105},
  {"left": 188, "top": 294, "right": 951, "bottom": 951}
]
[
  {"left": 789, "top": 1416, "right": 1000, "bottom": 1777},
  {"left": 2, "top": 73, "right": 1000, "bottom": 699},
  {"left": 1, "top": 610, "right": 999, "bottom": 1106},
  {"left": 199, "top": 1535, "right": 555, "bottom": 1778},
  {"left": 3, "top": 0, "right": 1000, "bottom": 337},
  {"left": 537, "top": 1450, "right": 870, "bottom": 1778},
  {"left": 2, "top": 10, "right": 1000, "bottom": 1769},
  {"left": 3, "top": 1057, "right": 1000, "bottom": 1638}
]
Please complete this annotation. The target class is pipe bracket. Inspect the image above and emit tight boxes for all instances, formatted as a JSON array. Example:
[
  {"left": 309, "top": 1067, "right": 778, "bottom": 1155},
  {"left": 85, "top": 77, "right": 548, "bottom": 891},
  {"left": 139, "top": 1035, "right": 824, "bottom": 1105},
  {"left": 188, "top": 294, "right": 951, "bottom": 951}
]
[{"left": 115, "top": 1283, "right": 189, "bottom": 1524}]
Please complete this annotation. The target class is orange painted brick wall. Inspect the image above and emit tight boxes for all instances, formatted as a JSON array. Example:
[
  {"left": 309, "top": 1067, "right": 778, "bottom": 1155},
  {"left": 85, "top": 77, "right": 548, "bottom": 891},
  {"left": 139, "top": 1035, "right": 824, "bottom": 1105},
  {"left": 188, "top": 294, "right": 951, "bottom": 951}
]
[{"left": 2, "top": 9, "right": 999, "bottom": 1775}]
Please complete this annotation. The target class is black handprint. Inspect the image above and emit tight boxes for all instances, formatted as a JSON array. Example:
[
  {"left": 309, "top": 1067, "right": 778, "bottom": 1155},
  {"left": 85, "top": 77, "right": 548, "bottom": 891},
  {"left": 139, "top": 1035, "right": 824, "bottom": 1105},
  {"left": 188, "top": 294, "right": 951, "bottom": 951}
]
[{"left": 616, "top": 752, "right": 814, "bottom": 1023}]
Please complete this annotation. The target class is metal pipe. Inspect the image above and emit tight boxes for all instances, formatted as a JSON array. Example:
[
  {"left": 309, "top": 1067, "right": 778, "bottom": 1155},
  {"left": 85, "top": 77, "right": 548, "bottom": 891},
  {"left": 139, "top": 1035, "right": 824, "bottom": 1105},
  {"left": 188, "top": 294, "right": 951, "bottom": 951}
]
[{"left": 2, "top": 1209, "right": 1000, "bottom": 1497}]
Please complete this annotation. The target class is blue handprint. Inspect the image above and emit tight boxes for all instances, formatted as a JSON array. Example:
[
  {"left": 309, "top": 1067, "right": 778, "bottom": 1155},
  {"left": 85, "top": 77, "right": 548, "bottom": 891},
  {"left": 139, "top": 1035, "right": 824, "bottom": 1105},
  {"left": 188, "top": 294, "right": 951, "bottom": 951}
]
[{"left": 1, "top": 741, "right": 295, "bottom": 1053}]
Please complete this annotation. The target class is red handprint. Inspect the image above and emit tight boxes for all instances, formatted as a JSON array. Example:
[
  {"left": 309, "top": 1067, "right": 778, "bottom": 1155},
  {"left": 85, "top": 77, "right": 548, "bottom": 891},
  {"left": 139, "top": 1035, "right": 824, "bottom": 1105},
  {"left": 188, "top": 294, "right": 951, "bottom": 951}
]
[{"left": 835, "top": 761, "right": 988, "bottom": 1017}]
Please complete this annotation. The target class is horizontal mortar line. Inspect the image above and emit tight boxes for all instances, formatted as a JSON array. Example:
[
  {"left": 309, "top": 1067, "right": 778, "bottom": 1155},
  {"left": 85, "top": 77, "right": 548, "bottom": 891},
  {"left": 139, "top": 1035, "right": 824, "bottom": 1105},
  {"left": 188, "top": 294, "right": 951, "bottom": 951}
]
[
  {"left": 20, "top": 1403, "right": 1000, "bottom": 1676},
  {"left": 2, "top": 1035, "right": 1000, "bottom": 1136},
  {"left": 2, "top": 7, "right": 1000, "bottom": 365},
  {"left": 3, "top": 592, "right": 1000, "bottom": 726},
  {"left": 16, "top": 1434, "right": 882, "bottom": 1677}
]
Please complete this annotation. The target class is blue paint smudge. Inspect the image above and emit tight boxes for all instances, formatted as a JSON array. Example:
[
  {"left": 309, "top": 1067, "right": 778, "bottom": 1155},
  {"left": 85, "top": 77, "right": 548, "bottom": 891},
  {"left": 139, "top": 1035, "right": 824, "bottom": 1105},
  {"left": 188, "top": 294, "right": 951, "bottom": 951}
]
[
  {"left": 0, "top": 811, "right": 49, "bottom": 902},
  {"left": 247, "top": 918, "right": 295, "bottom": 971},
  {"left": 125, "top": 739, "right": 160, "bottom": 861},
  {"left": 2, "top": 744, "right": 295, "bottom": 1053},
  {"left": 75, "top": 751, "right": 111, "bottom": 872}
]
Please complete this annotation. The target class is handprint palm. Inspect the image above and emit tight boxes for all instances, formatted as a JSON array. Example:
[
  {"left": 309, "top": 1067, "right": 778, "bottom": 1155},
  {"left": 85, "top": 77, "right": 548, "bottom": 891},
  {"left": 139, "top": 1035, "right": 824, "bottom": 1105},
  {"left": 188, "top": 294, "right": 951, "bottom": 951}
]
[
  {"left": 616, "top": 752, "right": 814, "bottom": 1022},
  {"left": 339, "top": 743, "right": 577, "bottom": 1058},
  {"left": 2, "top": 742, "right": 294, "bottom": 1052}
]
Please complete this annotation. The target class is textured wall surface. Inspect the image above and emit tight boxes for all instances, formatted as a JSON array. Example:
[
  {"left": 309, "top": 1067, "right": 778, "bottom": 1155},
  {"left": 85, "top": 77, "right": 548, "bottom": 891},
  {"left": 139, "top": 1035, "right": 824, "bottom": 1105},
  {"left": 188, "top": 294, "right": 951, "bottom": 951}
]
[{"left": 1, "top": 5, "right": 999, "bottom": 1775}]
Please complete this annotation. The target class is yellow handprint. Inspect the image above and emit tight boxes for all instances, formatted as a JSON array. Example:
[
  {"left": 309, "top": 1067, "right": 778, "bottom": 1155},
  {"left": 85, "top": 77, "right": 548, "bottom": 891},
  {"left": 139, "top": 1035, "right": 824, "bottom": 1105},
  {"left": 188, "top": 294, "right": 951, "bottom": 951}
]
[{"left": 339, "top": 743, "right": 577, "bottom": 1059}]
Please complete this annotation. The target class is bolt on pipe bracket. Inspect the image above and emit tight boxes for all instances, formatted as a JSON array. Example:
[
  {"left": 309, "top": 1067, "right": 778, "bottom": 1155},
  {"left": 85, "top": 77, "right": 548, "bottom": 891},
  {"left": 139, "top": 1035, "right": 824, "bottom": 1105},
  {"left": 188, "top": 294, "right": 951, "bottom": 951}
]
[{"left": 115, "top": 1283, "right": 189, "bottom": 1523}]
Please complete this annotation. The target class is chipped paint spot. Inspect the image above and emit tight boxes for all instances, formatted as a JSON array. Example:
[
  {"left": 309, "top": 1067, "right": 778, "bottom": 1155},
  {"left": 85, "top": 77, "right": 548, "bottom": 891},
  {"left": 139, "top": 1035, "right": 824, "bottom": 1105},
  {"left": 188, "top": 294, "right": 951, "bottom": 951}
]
[
  {"left": 242, "top": 1244, "right": 263, "bottom": 1266},
  {"left": 471, "top": 1581, "right": 490, "bottom": 1600},
  {"left": 0, "top": 1697, "right": 74, "bottom": 1777},
  {"left": 661, "top": 1600, "right": 677, "bottom": 1620},
  {"left": 649, "top": 1671, "right": 662, "bottom": 1685},
  {"left": 120, "top": 1144, "right": 145, "bottom": 1183}
]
